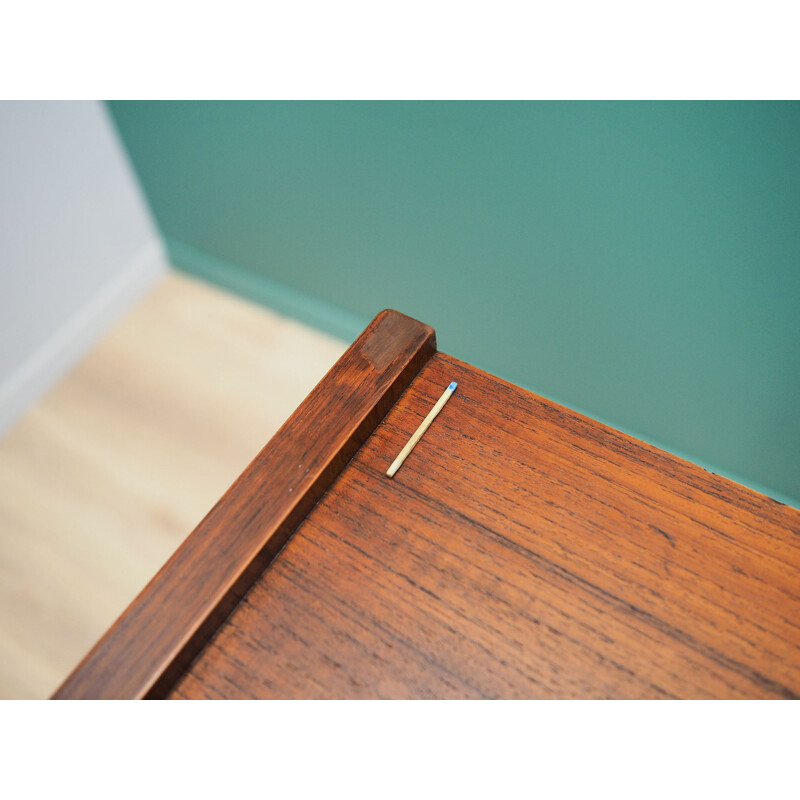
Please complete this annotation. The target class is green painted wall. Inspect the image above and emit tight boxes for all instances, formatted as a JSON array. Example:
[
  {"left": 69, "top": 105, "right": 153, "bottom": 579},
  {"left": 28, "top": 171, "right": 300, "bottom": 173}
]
[{"left": 107, "top": 101, "right": 800, "bottom": 507}]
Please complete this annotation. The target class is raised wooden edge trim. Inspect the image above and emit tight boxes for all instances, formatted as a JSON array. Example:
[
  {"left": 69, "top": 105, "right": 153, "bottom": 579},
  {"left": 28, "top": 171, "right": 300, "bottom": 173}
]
[{"left": 53, "top": 310, "right": 436, "bottom": 699}]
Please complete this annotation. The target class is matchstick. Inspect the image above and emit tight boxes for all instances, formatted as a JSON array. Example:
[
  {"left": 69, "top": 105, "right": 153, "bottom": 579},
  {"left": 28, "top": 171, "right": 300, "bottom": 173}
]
[{"left": 386, "top": 381, "right": 458, "bottom": 478}]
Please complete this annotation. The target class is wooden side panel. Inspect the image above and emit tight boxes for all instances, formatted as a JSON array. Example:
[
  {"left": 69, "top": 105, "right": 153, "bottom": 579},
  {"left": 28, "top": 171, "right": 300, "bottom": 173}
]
[
  {"left": 171, "top": 353, "right": 800, "bottom": 699},
  {"left": 53, "top": 310, "right": 436, "bottom": 699}
]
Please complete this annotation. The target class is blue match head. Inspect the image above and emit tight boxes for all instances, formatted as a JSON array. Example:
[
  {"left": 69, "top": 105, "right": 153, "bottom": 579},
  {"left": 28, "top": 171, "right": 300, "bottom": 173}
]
[{"left": 448, "top": 381, "right": 458, "bottom": 391}]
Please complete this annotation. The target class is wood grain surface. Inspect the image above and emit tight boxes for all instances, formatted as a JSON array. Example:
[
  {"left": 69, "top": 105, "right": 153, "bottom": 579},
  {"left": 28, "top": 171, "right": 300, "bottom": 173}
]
[
  {"left": 53, "top": 310, "right": 435, "bottom": 699},
  {"left": 170, "top": 353, "right": 800, "bottom": 699}
]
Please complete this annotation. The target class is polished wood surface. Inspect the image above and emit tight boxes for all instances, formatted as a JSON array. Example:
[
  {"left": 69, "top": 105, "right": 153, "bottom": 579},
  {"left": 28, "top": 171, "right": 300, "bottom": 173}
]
[
  {"left": 171, "top": 352, "right": 800, "bottom": 699},
  {"left": 53, "top": 310, "right": 800, "bottom": 699},
  {"left": 53, "top": 310, "right": 434, "bottom": 699}
]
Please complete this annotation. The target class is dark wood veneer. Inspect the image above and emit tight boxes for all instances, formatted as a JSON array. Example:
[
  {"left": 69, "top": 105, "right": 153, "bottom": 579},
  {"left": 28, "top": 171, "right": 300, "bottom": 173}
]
[
  {"left": 54, "top": 310, "right": 435, "bottom": 699},
  {"left": 54, "top": 311, "right": 800, "bottom": 699},
  {"left": 168, "top": 353, "right": 800, "bottom": 699}
]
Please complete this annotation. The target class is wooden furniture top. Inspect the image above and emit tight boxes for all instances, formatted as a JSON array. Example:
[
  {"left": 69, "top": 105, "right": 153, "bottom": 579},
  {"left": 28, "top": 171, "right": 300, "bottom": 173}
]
[{"left": 54, "top": 311, "right": 800, "bottom": 699}]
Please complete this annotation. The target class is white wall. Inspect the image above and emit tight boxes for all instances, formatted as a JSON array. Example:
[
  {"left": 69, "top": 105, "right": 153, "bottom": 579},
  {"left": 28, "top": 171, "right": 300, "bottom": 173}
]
[{"left": 0, "top": 101, "right": 166, "bottom": 436}]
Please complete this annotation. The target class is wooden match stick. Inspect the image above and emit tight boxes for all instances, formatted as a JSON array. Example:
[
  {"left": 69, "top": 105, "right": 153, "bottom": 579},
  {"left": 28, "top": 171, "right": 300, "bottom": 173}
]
[{"left": 386, "top": 381, "right": 457, "bottom": 478}]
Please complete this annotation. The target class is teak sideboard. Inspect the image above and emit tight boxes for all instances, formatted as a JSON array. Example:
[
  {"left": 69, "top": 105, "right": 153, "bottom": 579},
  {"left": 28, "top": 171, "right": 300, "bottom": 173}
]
[{"left": 54, "top": 311, "right": 800, "bottom": 699}]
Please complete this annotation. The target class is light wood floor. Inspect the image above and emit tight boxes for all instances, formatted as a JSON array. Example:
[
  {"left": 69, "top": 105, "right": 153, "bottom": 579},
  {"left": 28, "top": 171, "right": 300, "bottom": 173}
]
[{"left": 0, "top": 271, "right": 346, "bottom": 699}]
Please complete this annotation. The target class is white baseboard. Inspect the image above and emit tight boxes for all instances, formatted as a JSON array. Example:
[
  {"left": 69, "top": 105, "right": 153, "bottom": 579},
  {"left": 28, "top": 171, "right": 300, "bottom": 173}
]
[{"left": 0, "top": 240, "right": 168, "bottom": 438}]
